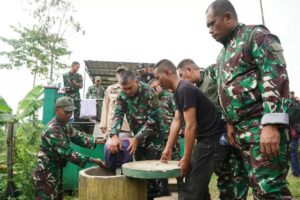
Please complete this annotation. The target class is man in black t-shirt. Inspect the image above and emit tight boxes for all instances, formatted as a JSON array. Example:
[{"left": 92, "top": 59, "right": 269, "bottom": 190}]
[{"left": 154, "top": 59, "right": 228, "bottom": 200}]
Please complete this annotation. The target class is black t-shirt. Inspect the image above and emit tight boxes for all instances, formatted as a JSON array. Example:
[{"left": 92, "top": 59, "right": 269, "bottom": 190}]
[{"left": 174, "top": 80, "right": 225, "bottom": 138}]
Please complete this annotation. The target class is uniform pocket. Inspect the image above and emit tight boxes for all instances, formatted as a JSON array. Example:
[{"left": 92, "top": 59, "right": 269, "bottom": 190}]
[{"left": 230, "top": 73, "right": 261, "bottom": 108}]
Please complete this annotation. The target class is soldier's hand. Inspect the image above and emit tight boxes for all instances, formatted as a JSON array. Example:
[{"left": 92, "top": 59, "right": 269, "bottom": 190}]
[
  {"left": 260, "top": 125, "right": 280, "bottom": 158},
  {"left": 127, "top": 138, "right": 138, "bottom": 155},
  {"left": 89, "top": 158, "right": 108, "bottom": 168},
  {"left": 179, "top": 156, "right": 191, "bottom": 177},
  {"left": 160, "top": 147, "right": 173, "bottom": 163},
  {"left": 109, "top": 135, "right": 121, "bottom": 154},
  {"left": 227, "top": 123, "right": 238, "bottom": 147}
]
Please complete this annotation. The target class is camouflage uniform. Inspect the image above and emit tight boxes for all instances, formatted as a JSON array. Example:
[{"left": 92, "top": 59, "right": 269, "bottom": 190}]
[
  {"left": 205, "top": 64, "right": 249, "bottom": 200},
  {"left": 86, "top": 84, "right": 105, "bottom": 121},
  {"left": 32, "top": 117, "right": 96, "bottom": 199},
  {"left": 215, "top": 24, "right": 291, "bottom": 199},
  {"left": 158, "top": 90, "right": 183, "bottom": 197},
  {"left": 63, "top": 72, "right": 83, "bottom": 120},
  {"left": 158, "top": 90, "right": 180, "bottom": 160},
  {"left": 111, "top": 82, "right": 164, "bottom": 199}
]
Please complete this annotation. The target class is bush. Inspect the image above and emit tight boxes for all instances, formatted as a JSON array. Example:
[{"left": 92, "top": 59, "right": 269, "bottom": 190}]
[{"left": 13, "top": 120, "right": 43, "bottom": 199}]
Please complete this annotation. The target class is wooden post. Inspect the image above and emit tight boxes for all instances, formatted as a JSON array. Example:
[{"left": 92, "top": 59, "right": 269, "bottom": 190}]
[
  {"left": 4, "top": 122, "right": 19, "bottom": 199},
  {"left": 79, "top": 166, "right": 147, "bottom": 200}
]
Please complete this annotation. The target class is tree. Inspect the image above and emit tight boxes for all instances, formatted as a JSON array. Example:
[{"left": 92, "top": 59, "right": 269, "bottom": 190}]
[
  {"left": 0, "top": 0, "right": 83, "bottom": 85},
  {"left": 0, "top": 26, "right": 69, "bottom": 87},
  {"left": 28, "top": 0, "right": 84, "bottom": 82}
]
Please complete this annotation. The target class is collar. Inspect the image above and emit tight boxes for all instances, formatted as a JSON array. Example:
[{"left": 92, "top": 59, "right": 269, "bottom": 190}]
[
  {"left": 197, "top": 71, "right": 205, "bottom": 87},
  {"left": 55, "top": 117, "right": 67, "bottom": 126},
  {"left": 222, "top": 23, "right": 243, "bottom": 46},
  {"left": 129, "top": 83, "right": 142, "bottom": 99}
]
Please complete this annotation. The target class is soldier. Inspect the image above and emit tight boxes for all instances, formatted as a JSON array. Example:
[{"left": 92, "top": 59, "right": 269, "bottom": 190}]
[
  {"left": 108, "top": 70, "right": 164, "bottom": 200},
  {"left": 154, "top": 59, "right": 228, "bottom": 200},
  {"left": 177, "top": 59, "right": 249, "bottom": 199},
  {"left": 63, "top": 61, "right": 83, "bottom": 121},
  {"left": 137, "top": 63, "right": 155, "bottom": 84},
  {"left": 86, "top": 76, "right": 105, "bottom": 122},
  {"left": 289, "top": 91, "right": 300, "bottom": 177},
  {"left": 148, "top": 79, "right": 183, "bottom": 197},
  {"left": 32, "top": 97, "right": 106, "bottom": 200},
  {"left": 206, "top": 0, "right": 291, "bottom": 199},
  {"left": 100, "top": 66, "right": 130, "bottom": 136}
]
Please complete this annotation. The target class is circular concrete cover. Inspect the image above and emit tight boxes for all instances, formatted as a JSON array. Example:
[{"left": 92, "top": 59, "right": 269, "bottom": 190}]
[{"left": 122, "top": 160, "right": 180, "bottom": 179}]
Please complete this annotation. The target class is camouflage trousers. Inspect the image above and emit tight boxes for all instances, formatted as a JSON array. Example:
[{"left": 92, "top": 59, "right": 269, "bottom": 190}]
[
  {"left": 96, "top": 100, "right": 102, "bottom": 122},
  {"left": 32, "top": 162, "right": 63, "bottom": 200},
  {"left": 234, "top": 119, "right": 292, "bottom": 200},
  {"left": 65, "top": 92, "right": 80, "bottom": 120},
  {"left": 135, "top": 136, "right": 164, "bottom": 199},
  {"left": 215, "top": 146, "right": 249, "bottom": 200}
]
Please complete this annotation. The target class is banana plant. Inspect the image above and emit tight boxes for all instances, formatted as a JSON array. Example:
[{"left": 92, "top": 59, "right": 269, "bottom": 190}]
[{"left": 0, "top": 85, "right": 44, "bottom": 199}]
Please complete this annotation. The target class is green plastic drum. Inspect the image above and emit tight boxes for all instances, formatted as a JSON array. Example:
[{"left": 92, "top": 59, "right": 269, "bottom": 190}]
[
  {"left": 63, "top": 143, "right": 104, "bottom": 190},
  {"left": 122, "top": 160, "right": 180, "bottom": 179}
]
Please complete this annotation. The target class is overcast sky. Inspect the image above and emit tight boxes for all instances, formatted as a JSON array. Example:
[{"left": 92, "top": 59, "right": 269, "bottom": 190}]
[{"left": 0, "top": 0, "right": 299, "bottom": 110}]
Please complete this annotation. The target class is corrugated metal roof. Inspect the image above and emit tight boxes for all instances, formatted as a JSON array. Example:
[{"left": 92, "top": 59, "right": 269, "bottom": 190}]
[{"left": 84, "top": 60, "right": 153, "bottom": 88}]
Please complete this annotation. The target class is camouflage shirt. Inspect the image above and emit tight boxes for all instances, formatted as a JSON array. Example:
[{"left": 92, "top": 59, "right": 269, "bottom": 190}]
[
  {"left": 86, "top": 84, "right": 105, "bottom": 99},
  {"left": 63, "top": 71, "right": 83, "bottom": 94},
  {"left": 198, "top": 64, "right": 221, "bottom": 111},
  {"left": 110, "top": 82, "right": 163, "bottom": 142},
  {"left": 215, "top": 23, "right": 289, "bottom": 126},
  {"left": 158, "top": 90, "right": 176, "bottom": 139},
  {"left": 37, "top": 117, "right": 96, "bottom": 168}
]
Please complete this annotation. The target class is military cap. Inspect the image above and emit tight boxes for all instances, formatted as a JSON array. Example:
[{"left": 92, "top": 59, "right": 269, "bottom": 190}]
[
  {"left": 116, "top": 65, "right": 127, "bottom": 72},
  {"left": 137, "top": 64, "right": 145, "bottom": 70},
  {"left": 95, "top": 76, "right": 101, "bottom": 81},
  {"left": 55, "top": 97, "right": 76, "bottom": 111}
]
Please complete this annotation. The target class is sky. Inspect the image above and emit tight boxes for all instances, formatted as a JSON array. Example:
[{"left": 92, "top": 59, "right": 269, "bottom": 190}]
[{"left": 0, "top": 0, "right": 300, "bottom": 110}]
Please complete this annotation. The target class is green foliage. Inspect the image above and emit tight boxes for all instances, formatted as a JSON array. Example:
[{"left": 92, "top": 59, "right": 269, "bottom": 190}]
[
  {"left": 14, "top": 120, "right": 43, "bottom": 199},
  {"left": 16, "top": 85, "right": 44, "bottom": 120},
  {"left": 0, "top": 85, "right": 44, "bottom": 199},
  {"left": 0, "top": 25, "right": 69, "bottom": 82},
  {"left": 0, "top": 96, "right": 13, "bottom": 125},
  {"left": 0, "top": 0, "right": 84, "bottom": 83}
]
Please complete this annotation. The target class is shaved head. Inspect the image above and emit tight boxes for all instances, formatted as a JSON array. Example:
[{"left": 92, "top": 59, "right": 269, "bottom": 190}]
[{"left": 206, "top": 0, "right": 238, "bottom": 20}]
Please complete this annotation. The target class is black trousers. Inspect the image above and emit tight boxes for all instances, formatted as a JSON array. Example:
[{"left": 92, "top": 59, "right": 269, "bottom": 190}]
[{"left": 183, "top": 134, "right": 228, "bottom": 200}]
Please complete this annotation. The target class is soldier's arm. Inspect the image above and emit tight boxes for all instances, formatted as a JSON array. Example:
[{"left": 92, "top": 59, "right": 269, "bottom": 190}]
[
  {"left": 251, "top": 27, "right": 289, "bottom": 125},
  {"left": 134, "top": 92, "right": 161, "bottom": 142},
  {"left": 68, "top": 125, "right": 97, "bottom": 149},
  {"left": 100, "top": 87, "right": 110, "bottom": 129},
  {"left": 110, "top": 93, "right": 126, "bottom": 136},
  {"left": 45, "top": 128, "right": 91, "bottom": 167},
  {"left": 206, "top": 64, "right": 217, "bottom": 82},
  {"left": 72, "top": 74, "right": 83, "bottom": 89},
  {"left": 63, "top": 73, "right": 69, "bottom": 87},
  {"left": 100, "top": 86, "right": 105, "bottom": 99},
  {"left": 86, "top": 86, "right": 91, "bottom": 99}
]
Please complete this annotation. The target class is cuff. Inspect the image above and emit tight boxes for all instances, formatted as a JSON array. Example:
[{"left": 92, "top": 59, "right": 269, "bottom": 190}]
[
  {"left": 134, "top": 134, "right": 143, "bottom": 143},
  {"left": 261, "top": 113, "right": 289, "bottom": 125},
  {"left": 89, "top": 137, "right": 97, "bottom": 149}
]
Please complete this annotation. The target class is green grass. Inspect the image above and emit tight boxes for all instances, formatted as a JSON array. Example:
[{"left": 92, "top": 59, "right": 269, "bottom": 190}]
[{"left": 208, "top": 171, "right": 300, "bottom": 200}]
